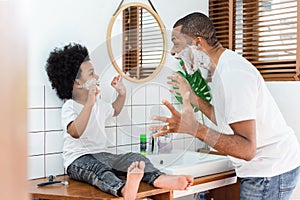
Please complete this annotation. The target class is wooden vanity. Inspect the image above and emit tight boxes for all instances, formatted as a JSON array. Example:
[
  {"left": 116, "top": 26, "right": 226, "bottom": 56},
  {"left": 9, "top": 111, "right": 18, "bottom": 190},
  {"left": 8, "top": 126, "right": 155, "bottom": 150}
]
[{"left": 28, "top": 170, "right": 239, "bottom": 200}]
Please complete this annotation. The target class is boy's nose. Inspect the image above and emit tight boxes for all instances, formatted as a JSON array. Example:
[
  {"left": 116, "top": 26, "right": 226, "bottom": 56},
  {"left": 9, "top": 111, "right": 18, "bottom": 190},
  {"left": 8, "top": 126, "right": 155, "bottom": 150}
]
[{"left": 170, "top": 47, "right": 176, "bottom": 56}]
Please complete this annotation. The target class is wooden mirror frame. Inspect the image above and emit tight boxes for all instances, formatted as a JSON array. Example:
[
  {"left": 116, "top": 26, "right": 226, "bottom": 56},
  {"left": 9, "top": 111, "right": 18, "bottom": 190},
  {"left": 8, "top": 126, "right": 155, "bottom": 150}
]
[{"left": 106, "top": 2, "right": 167, "bottom": 83}]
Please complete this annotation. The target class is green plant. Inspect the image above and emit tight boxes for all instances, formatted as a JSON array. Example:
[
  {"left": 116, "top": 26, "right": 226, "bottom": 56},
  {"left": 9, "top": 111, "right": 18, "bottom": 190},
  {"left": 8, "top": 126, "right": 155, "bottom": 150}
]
[
  {"left": 174, "top": 59, "right": 212, "bottom": 112},
  {"left": 174, "top": 59, "right": 212, "bottom": 150}
]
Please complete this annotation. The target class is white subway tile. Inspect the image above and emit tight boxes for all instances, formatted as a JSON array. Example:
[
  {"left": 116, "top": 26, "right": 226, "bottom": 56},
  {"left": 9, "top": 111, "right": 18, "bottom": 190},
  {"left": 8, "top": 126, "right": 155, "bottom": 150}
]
[
  {"left": 28, "top": 109, "right": 44, "bottom": 132},
  {"left": 28, "top": 156, "right": 45, "bottom": 179},
  {"left": 45, "top": 131, "right": 63, "bottom": 154},
  {"left": 45, "top": 108, "right": 62, "bottom": 131},
  {"left": 116, "top": 106, "right": 131, "bottom": 126},
  {"left": 131, "top": 106, "right": 146, "bottom": 125},
  {"left": 131, "top": 144, "right": 140, "bottom": 154},
  {"left": 45, "top": 154, "right": 64, "bottom": 177},
  {"left": 28, "top": 132, "right": 44, "bottom": 156},
  {"left": 117, "top": 126, "right": 131, "bottom": 145}
]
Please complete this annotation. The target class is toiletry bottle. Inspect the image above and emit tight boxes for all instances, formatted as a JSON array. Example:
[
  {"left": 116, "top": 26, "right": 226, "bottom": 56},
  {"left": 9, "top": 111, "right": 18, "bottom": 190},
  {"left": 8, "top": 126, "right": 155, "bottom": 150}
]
[
  {"left": 158, "top": 134, "right": 172, "bottom": 153},
  {"left": 140, "top": 133, "right": 147, "bottom": 156},
  {"left": 198, "top": 192, "right": 206, "bottom": 200}
]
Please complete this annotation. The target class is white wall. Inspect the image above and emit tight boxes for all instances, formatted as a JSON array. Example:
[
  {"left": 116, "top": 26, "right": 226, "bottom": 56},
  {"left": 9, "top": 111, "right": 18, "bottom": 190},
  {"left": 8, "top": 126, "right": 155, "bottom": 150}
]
[{"left": 266, "top": 82, "right": 300, "bottom": 200}]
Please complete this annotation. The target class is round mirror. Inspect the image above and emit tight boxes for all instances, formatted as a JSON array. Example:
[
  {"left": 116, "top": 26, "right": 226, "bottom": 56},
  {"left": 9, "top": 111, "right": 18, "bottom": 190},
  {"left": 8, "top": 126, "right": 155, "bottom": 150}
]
[{"left": 107, "top": 2, "right": 167, "bottom": 82}]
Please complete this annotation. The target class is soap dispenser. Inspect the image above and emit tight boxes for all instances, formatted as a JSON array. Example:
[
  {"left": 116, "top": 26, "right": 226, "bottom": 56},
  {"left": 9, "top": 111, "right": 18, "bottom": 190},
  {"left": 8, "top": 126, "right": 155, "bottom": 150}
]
[{"left": 140, "top": 133, "right": 147, "bottom": 156}]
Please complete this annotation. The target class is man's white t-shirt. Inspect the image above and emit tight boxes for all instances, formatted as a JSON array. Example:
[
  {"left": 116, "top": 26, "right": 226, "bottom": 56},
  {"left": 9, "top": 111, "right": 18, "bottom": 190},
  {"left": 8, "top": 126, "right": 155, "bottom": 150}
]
[
  {"left": 61, "top": 96, "right": 114, "bottom": 169},
  {"left": 211, "top": 49, "right": 300, "bottom": 177}
]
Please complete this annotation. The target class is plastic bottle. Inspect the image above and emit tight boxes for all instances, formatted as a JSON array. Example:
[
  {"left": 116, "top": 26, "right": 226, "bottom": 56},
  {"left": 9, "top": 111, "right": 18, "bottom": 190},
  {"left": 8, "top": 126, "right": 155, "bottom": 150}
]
[
  {"left": 140, "top": 134, "right": 147, "bottom": 156},
  {"left": 198, "top": 192, "right": 206, "bottom": 200}
]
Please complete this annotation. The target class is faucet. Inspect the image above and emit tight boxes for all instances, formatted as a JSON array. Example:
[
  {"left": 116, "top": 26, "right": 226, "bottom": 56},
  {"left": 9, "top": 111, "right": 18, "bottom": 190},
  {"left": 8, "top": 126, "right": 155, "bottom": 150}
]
[
  {"left": 149, "top": 131, "right": 159, "bottom": 154},
  {"left": 150, "top": 132, "right": 172, "bottom": 154}
]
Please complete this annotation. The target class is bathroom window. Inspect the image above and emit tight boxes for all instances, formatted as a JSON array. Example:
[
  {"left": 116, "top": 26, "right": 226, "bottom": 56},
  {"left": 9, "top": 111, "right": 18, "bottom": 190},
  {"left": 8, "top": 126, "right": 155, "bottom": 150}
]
[
  {"left": 209, "top": 0, "right": 299, "bottom": 81},
  {"left": 122, "top": 6, "right": 164, "bottom": 79}
]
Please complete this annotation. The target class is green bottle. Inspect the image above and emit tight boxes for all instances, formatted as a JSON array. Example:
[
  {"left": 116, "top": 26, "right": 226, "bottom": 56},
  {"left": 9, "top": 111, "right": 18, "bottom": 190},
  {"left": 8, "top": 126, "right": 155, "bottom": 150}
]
[{"left": 140, "top": 134, "right": 147, "bottom": 156}]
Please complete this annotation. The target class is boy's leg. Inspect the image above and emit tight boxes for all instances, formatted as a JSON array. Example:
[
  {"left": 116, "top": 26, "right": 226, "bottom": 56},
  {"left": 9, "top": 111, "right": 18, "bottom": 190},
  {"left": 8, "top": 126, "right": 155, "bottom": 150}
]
[
  {"left": 121, "top": 161, "right": 145, "bottom": 200},
  {"left": 112, "top": 152, "right": 163, "bottom": 184},
  {"left": 67, "top": 154, "right": 125, "bottom": 197},
  {"left": 112, "top": 152, "right": 193, "bottom": 190}
]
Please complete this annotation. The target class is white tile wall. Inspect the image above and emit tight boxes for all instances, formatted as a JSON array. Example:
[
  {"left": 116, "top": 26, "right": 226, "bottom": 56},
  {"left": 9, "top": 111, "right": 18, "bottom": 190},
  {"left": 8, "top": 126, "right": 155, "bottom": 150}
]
[
  {"left": 28, "top": 132, "right": 44, "bottom": 156},
  {"left": 45, "top": 131, "right": 63, "bottom": 154},
  {"left": 28, "top": 156, "right": 45, "bottom": 179},
  {"left": 28, "top": 109, "right": 44, "bottom": 132},
  {"left": 45, "top": 154, "right": 64, "bottom": 177},
  {"left": 45, "top": 109, "right": 62, "bottom": 130},
  {"left": 28, "top": 82, "right": 199, "bottom": 179}
]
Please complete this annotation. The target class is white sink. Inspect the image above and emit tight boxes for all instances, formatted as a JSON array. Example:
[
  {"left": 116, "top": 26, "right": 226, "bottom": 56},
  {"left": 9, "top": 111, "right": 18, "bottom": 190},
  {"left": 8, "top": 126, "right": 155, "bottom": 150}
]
[{"left": 146, "top": 150, "right": 234, "bottom": 178}]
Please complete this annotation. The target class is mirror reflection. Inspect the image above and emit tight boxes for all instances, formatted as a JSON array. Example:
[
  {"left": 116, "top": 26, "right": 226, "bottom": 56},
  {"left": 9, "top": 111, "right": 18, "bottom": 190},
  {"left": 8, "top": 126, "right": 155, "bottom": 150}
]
[{"left": 107, "top": 3, "right": 166, "bottom": 82}]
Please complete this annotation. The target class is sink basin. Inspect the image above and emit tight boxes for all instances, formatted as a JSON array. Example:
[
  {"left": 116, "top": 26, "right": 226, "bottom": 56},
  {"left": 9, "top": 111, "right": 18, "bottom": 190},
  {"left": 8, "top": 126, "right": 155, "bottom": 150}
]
[{"left": 146, "top": 150, "right": 234, "bottom": 178}]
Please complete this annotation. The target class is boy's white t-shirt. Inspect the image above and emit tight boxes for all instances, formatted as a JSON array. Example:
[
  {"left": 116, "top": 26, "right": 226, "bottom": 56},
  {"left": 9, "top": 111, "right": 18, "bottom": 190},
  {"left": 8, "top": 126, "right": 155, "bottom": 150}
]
[
  {"left": 61, "top": 96, "right": 114, "bottom": 169},
  {"left": 211, "top": 49, "right": 300, "bottom": 177}
]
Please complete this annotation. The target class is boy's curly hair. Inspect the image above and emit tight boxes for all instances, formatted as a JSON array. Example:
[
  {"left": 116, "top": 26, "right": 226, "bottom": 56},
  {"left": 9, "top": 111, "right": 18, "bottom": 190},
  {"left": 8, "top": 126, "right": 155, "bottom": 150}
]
[{"left": 46, "top": 43, "right": 89, "bottom": 100}]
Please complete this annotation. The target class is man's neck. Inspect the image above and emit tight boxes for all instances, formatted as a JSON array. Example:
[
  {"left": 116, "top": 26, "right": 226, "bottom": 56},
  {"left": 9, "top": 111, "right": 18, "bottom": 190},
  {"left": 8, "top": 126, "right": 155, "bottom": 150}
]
[{"left": 206, "top": 43, "right": 226, "bottom": 75}]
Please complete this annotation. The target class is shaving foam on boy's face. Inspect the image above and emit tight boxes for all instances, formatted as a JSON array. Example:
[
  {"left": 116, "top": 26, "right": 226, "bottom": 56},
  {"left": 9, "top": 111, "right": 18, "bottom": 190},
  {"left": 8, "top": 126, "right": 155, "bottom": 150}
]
[
  {"left": 175, "top": 45, "right": 211, "bottom": 75},
  {"left": 83, "top": 78, "right": 100, "bottom": 90}
]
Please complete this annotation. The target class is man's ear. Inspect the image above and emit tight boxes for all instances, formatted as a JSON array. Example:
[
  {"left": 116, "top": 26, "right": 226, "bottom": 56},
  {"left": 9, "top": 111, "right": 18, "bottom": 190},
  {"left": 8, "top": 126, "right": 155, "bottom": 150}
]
[{"left": 195, "top": 37, "right": 202, "bottom": 47}]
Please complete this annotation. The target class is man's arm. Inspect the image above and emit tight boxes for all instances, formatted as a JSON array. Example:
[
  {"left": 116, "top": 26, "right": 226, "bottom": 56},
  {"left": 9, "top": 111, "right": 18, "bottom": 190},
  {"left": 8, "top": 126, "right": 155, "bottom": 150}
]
[
  {"left": 196, "top": 119, "right": 256, "bottom": 161},
  {"left": 151, "top": 92, "right": 256, "bottom": 161}
]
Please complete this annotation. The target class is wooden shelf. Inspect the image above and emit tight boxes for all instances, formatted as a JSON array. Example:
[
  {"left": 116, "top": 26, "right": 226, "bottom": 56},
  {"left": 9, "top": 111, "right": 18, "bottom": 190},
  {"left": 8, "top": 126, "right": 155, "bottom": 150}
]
[
  {"left": 28, "top": 170, "right": 237, "bottom": 200},
  {"left": 28, "top": 175, "right": 172, "bottom": 200}
]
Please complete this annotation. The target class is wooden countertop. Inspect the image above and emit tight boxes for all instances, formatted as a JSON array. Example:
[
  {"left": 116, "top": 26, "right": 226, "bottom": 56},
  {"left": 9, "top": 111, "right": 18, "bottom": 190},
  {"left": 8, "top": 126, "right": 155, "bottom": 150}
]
[{"left": 28, "top": 170, "right": 236, "bottom": 200}]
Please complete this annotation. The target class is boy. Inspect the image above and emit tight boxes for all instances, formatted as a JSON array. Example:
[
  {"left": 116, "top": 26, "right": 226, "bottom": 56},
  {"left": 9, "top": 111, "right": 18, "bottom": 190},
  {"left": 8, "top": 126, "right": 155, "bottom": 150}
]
[{"left": 46, "top": 43, "right": 193, "bottom": 200}]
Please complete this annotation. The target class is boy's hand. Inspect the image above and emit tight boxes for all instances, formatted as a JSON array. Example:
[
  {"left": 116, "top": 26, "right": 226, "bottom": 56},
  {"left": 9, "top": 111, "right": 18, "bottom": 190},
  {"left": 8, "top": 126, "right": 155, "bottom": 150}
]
[
  {"left": 86, "top": 84, "right": 99, "bottom": 107},
  {"left": 111, "top": 75, "right": 126, "bottom": 96}
]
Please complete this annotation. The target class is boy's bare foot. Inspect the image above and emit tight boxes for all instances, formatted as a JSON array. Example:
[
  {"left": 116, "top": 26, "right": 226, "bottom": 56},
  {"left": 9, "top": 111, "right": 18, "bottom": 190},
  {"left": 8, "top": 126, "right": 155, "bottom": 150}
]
[
  {"left": 153, "top": 174, "right": 193, "bottom": 190},
  {"left": 121, "top": 161, "right": 145, "bottom": 200}
]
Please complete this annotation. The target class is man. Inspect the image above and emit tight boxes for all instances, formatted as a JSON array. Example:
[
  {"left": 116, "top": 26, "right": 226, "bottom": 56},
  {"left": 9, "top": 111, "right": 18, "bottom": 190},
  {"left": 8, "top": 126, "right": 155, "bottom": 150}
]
[{"left": 151, "top": 12, "right": 300, "bottom": 200}]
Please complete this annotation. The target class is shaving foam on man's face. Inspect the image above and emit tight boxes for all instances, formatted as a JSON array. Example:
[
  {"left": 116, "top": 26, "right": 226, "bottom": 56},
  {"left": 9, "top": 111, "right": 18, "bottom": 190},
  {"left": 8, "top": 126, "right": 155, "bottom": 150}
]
[{"left": 175, "top": 45, "right": 211, "bottom": 76}]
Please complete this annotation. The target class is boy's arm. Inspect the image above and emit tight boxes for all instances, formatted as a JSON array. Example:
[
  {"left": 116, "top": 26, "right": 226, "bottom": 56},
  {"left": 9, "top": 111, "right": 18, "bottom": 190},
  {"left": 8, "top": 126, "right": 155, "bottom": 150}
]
[
  {"left": 111, "top": 75, "right": 126, "bottom": 117},
  {"left": 112, "top": 92, "right": 126, "bottom": 116},
  {"left": 67, "top": 104, "right": 93, "bottom": 138},
  {"left": 67, "top": 85, "right": 98, "bottom": 138}
]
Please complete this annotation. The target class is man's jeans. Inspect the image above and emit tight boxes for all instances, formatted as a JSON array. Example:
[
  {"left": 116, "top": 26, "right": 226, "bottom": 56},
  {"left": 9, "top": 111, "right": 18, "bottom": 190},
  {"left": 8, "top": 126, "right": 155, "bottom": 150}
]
[
  {"left": 67, "top": 152, "right": 163, "bottom": 197},
  {"left": 240, "top": 166, "right": 300, "bottom": 200}
]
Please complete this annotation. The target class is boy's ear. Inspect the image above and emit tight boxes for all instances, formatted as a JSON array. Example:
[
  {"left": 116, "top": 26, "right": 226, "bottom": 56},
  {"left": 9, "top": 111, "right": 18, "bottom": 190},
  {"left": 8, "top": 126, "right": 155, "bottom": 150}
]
[{"left": 74, "top": 79, "right": 83, "bottom": 88}]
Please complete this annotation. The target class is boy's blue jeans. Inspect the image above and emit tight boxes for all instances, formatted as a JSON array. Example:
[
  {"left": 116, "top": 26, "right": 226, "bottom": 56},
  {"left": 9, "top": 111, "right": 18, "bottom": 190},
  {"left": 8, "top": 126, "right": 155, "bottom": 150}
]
[
  {"left": 240, "top": 166, "right": 300, "bottom": 200},
  {"left": 67, "top": 152, "right": 163, "bottom": 197}
]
